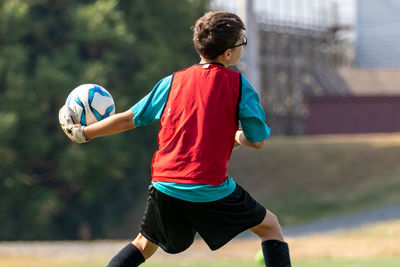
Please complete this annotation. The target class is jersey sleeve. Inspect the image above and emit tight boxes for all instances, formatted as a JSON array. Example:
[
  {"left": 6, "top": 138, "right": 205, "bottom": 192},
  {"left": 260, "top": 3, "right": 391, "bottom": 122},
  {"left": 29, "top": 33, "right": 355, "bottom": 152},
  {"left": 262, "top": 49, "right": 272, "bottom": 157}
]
[
  {"left": 238, "top": 74, "right": 271, "bottom": 142},
  {"left": 130, "top": 75, "right": 173, "bottom": 127}
]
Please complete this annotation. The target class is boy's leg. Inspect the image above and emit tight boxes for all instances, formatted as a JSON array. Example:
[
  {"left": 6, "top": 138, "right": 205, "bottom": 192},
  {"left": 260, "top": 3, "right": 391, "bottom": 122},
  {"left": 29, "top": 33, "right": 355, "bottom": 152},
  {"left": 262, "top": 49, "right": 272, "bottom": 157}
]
[
  {"left": 107, "top": 233, "right": 158, "bottom": 267},
  {"left": 250, "top": 209, "right": 284, "bottom": 242},
  {"left": 251, "top": 209, "right": 291, "bottom": 267},
  {"left": 132, "top": 233, "right": 159, "bottom": 259}
]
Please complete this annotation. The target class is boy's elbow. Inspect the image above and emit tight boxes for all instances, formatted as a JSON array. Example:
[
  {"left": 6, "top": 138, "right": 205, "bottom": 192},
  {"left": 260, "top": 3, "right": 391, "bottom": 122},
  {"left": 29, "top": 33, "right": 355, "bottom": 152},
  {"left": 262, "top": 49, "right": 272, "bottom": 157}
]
[
  {"left": 119, "top": 110, "right": 135, "bottom": 131},
  {"left": 124, "top": 114, "right": 135, "bottom": 130},
  {"left": 252, "top": 140, "right": 265, "bottom": 149}
]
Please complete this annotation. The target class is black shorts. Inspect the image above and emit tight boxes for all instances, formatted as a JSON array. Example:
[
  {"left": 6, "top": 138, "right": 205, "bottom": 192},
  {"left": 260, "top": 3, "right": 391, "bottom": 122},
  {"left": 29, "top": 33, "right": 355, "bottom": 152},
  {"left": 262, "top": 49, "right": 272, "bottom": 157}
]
[{"left": 139, "top": 183, "right": 266, "bottom": 254}]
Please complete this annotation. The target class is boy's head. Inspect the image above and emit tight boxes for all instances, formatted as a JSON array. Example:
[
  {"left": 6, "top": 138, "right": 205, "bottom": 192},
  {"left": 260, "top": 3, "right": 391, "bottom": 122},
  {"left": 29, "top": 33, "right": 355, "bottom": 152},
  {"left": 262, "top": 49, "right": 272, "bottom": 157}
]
[{"left": 193, "top": 11, "right": 245, "bottom": 60}]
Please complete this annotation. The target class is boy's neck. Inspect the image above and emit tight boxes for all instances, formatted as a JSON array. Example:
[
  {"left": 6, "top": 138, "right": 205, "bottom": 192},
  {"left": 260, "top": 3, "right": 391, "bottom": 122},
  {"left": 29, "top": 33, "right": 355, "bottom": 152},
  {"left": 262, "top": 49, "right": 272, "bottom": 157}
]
[{"left": 199, "top": 56, "right": 228, "bottom": 67}]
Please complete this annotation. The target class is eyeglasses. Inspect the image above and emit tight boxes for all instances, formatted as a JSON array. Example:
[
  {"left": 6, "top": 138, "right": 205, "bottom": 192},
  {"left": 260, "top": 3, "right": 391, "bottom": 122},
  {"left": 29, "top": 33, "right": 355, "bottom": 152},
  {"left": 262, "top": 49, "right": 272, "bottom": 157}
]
[
  {"left": 231, "top": 36, "right": 247, "bottom": 48},
  {"left": 217, "top": 36, "right": 248, "bottom": 56}
]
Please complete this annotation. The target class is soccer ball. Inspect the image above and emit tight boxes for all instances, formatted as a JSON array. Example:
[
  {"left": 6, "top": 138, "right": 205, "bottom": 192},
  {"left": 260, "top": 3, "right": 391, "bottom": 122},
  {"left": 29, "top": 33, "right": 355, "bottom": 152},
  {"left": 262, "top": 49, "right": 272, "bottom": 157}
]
[{"left": 65, "top": 84, "right": 115, "bottom": 126}]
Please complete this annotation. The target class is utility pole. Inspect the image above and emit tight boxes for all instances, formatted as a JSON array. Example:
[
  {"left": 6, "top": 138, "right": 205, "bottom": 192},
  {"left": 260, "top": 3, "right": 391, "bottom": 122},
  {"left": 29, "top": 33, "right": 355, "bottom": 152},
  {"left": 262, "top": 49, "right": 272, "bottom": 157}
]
[{"left": 236, "top": 0, "right": 261, "bottom": 94}]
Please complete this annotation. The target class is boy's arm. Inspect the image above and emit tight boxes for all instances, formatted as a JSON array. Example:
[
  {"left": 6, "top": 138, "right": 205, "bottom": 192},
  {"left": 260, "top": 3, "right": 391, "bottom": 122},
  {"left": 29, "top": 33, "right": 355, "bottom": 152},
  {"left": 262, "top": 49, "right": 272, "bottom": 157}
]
[
  {"left": 60, "top": 75, "right": 173, "bottom": 144},
  {"left": 83, "top": 109, "right": 135, "bottom": 140},
  {"left": 59, "top": 106, "right": 135, "bottom": 143},
  {"left": 235, "top": 130, "right": 264, "bottom": 149},
  {"left": 237, "top": 74, "right": 270, "bottom": 149}
]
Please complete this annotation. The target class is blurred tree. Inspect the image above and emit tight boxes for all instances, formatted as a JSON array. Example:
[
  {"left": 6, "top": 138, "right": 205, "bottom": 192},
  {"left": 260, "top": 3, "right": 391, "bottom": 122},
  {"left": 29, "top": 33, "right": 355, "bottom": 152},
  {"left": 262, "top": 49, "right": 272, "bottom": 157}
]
[{"left": 0, "top": 0, "right": 209, "bottom": 240}]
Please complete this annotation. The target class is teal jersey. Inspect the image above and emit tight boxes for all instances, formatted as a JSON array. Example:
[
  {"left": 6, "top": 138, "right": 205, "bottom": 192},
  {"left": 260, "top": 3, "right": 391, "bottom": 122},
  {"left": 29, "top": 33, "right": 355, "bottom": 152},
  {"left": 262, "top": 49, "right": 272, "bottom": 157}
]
[
  {"left": 131, "top": 72, "right": 270, "bottom": 202},
  {"left": 153, "top": 177, "right": 237, "bottom": 203}
]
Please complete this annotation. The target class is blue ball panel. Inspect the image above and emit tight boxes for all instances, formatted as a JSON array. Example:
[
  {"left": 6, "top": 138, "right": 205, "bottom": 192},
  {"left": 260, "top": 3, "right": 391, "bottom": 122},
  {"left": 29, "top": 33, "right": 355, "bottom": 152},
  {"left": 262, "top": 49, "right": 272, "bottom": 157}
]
[
  {"left": 88, "top": 85, "right": 111, "bottom": 105},
  {"left": 91, "top": 104, "right": 115, "bottom": 121}
]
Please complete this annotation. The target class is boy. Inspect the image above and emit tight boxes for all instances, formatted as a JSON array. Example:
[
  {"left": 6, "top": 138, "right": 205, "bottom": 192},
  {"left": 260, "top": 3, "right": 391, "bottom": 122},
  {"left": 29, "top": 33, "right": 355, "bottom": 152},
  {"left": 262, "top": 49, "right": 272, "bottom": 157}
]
[{"left": 59, "top": 11, "right": 291, "bottom": 267}]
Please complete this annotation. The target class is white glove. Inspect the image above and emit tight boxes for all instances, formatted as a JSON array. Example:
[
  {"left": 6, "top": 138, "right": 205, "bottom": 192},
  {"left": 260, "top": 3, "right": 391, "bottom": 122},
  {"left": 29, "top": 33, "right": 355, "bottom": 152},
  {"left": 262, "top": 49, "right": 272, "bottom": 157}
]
[
  {"left": 58, "top": 105, "right": 88, "bottom": 144},
  {"left": 233, "top": 140, "right": 240, "bottom": 150}
]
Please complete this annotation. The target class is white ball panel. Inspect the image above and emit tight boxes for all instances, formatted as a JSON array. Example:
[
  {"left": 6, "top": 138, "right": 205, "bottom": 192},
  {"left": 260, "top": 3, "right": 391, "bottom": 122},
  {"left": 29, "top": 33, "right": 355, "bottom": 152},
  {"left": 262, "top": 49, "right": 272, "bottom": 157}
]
[{"left": 91, "top": 93, "right": 114, "bottom": 116}]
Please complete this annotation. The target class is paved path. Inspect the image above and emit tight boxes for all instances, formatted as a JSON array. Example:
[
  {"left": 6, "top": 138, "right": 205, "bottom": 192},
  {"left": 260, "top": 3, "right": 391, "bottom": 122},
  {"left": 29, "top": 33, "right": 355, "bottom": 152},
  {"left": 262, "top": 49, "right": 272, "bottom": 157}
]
[{"left": 282, "top": 203, "right": 400, "bottom": 237}]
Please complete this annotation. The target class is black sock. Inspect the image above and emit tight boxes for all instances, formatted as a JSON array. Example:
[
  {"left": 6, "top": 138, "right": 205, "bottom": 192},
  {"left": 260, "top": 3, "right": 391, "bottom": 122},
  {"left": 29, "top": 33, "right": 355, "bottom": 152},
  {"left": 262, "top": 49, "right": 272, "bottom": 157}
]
[
  {"left": 107, "top": 243, "right": 145, "bottom": 267},
  {"left": 261, "top": 240, "right": 291, "bottom": 267}
]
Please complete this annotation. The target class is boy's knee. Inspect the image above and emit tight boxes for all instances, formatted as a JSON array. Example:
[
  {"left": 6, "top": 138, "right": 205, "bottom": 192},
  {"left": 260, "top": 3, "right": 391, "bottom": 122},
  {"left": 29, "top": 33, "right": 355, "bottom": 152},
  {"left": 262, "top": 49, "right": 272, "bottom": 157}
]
[
  {"left": 260, "top": 210, "right": 281, "bottom": 229},
  {"left": 132, "top": 233, "right": 158, "bottom": 259},
  {"left": 266, "top": 211, "right": 280, "bottom": 227},
  {"left": 251, "top": 210, "right": 284, "bottom": 241}
]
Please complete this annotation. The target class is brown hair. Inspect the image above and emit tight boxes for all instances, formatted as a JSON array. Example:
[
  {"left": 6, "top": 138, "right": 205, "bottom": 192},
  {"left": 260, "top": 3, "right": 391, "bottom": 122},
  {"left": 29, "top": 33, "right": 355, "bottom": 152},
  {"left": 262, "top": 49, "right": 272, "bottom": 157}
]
[{"left": 193, "top": 11, "right": 245, "bottom": 60}]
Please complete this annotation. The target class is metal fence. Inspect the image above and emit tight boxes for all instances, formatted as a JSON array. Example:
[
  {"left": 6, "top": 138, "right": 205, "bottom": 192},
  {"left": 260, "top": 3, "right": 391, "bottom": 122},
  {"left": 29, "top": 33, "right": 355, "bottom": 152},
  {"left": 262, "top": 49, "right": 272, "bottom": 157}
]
[{"left": 213, "top": 0, "right": 354, "bottom": 135}]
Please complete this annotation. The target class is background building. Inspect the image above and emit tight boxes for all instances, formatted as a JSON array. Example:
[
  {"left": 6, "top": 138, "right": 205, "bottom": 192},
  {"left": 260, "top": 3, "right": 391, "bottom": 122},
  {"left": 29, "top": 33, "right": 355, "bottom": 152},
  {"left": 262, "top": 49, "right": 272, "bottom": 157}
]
[
  {"left": 356, "top": 0, "right": 400, "bottom": 68},
  {"left": 307, "top": 0, "right": 400, "bottom": 134}
]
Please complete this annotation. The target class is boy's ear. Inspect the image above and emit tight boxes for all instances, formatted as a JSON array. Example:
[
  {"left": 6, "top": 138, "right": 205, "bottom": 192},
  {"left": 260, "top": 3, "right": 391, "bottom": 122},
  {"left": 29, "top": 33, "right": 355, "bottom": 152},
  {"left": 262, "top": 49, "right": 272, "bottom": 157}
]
[{"left": 223, "top": 49, "right": 232, "bottom": 60}]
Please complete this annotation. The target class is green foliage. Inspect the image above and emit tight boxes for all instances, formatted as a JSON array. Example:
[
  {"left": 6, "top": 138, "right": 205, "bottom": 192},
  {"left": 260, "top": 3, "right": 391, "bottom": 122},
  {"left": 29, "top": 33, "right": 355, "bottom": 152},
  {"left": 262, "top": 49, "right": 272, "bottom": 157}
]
[{"left": 0, "top": 0, "right": 209, "bottom": 240}]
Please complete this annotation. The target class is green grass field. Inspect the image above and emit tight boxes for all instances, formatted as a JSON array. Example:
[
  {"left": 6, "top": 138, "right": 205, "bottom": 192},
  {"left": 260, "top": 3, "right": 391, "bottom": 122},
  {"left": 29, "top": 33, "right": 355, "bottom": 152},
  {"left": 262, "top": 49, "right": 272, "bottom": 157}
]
[
  {"left": 146, "top": 258, "right": 400, "bottom": 267},
  {"left": 229, "top": 133, "right": 400, "bottom": 226},
  {"left": 3, "top": 258, "right": 400, "bottom": 267},
  {"left": 295, "top": 258, "right": 400, "bottom": 267}
]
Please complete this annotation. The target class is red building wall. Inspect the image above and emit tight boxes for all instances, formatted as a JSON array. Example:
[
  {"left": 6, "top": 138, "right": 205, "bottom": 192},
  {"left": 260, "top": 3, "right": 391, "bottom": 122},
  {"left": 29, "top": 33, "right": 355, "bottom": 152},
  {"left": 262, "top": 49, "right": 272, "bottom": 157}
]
[{"left": 306, "top": 96, "right": 400, "bottom": 134}]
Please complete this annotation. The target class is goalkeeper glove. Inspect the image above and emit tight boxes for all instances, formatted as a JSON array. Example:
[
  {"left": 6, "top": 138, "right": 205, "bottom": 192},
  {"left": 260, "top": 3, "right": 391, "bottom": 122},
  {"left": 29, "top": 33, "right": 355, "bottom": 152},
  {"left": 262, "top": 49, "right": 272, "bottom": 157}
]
[
  {"left": 58, "top": 105, "right": 88, "bottom": 144},
  {"left": 233, "top": 129, "right": 242, "bottom": 150}
]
